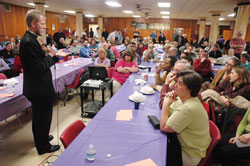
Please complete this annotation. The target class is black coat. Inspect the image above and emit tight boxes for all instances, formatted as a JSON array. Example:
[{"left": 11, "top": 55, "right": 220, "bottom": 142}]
[
  {"left": 20, "top": 31, "right": 57, "bottom": 103},
  {"left": 209, "top": 50, "right": 222, "bottom": 59},
  {"left": 174, "top": 35, "right": 185, "bottom": 48}
]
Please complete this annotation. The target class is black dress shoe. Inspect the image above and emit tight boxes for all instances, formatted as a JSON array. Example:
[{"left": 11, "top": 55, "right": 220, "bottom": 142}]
[
  {"left": 38, "top": 145, "right": 60, "bottom": 155},
  {"left": 48, "top": 135, "right": 54, "bottom": 142}
]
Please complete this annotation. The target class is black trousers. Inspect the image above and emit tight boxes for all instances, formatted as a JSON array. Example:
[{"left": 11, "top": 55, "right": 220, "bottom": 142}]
[
  {"left": 215, "top": 133, "right": 250, "bottom": 166},
  {"left": 32, "top": 101, "right": 53, "bottom": 151}
]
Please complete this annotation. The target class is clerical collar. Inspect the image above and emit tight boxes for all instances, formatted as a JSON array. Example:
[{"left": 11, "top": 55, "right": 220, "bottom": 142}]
[{"left": 28, "top": 31, "right": 38, "bottom": 38}]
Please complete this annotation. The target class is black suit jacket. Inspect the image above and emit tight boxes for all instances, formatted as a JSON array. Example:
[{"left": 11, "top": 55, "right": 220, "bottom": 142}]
[{"left": 20, "top": 31, "right": 57, "bottom": 103}]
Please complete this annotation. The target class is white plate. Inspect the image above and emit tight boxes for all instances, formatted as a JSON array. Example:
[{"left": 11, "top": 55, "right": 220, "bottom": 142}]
[
  {"left": 128, "top": 93, "right": 143, "bottom": 102},
  {"left": 140, "top": 87, "right": 155, "bottom": 95}
]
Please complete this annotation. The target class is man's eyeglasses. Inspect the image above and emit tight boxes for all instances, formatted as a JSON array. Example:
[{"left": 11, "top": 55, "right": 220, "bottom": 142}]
[{"left": 225, "top": 62, "right": 234, "bottom": 67}]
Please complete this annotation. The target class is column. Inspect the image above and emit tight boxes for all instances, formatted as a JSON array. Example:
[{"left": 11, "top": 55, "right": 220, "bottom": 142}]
[
  {"left": 34, "top": 0, "right": 46, "bottom": 44},
  {"left": 76, "top": 9, "right": 83, "bottom": 37},
  {"left": 233, "top": 0, "right": 250, "bottom": 39},
  {"left": 98, "top": 15, "right": 104, "bottom": 40},
  {"left": 199, "top": 18, "right": 206, "bottom": 42},
  {"left": 209, "top": 11, "right": 221, "bottom": 44}
]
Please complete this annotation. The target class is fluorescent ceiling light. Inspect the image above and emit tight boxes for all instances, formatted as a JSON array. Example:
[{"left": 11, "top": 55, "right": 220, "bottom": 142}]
[
  {"left": 27, "top": 3, "right": 49, "bottom": 7},
  {"left": 158, "top": 3, "right": 171, "bottom": 7},
  {"left": 219, "top": 18, "right": 225, "bottom": 21},
  {"left": 162, "top": 16, "right": 170, "bottom": 18},
  {"left": 160, "top": 11, "right": 170, "bottom": 15},
  {"left": 123, "top": 10, "right": 134, "bottom": 14},
  {"left": 227, "top": 13, "right": 235, "bottom": 17},
  {"left": 85, "top": 14, "right": 95, "bottom": 17},
  {"left": 27, "top": 3, "right": 35, "bottom": 6},
  {"left": 64, "top": 10, "right": 76, "bottom": 14},
  {"left": 133, "top": 15, "right": 141, "bottom": 18},
  {"left": 105, "top": 1, "right": 121, "bottom": 7}
]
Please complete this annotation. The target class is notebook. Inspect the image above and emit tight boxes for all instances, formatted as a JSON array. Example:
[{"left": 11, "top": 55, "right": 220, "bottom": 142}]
[{"left": 88, "top": 66, "right": 108, "bottom": 80}]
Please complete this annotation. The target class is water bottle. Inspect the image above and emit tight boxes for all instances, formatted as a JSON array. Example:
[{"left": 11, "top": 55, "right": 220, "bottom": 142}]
[{"left": 86, "top": 144, "right": 96, "bottom": 161}]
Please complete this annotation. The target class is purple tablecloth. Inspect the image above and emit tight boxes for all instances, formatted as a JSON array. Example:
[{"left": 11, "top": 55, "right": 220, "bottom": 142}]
[
  {"left": 53, "top": 64, "right": 167, "bottom": 166},
  {"left": 0, "top": 58, "right": 93, "bottom": 122}
]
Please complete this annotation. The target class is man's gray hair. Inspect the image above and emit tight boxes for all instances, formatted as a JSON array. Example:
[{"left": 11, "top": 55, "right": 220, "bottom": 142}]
[
  {"left": 169, "top": 47, "right": 178, "bottom": 53},
  {"left": 25, "top": 10, "right": 43, "bottom": 27},
  {"left": 176, "top": 60, "right": 193, "bottom": 70}
]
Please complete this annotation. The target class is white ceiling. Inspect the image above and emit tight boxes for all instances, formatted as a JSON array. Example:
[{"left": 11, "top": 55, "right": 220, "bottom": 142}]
[{"left": 0, "top": 0, "right": 238, "bottom": 21}]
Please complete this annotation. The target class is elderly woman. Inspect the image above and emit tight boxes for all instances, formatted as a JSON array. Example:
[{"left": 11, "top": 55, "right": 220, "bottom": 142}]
[
  {"left": 210, "top": 57, "right": 241, "bottom": 89},
  {"left": 214, "top": 66, "right": 250, "bottom": 106},
  {"left": 112, "top": 49, "right": 139, "bottom": 93},
  {"left": 94, "top": 48, "right": 110, "bottom": 68},
  {"left": 160, "top": 70, "right": 211, "bottom": 166}
]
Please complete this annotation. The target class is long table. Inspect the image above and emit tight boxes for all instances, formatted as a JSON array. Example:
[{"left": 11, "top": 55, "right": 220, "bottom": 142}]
[
  {"left": 0, "top": 58, "right": 93, "bottom": 122},
  {"left": 53, "top": 66, "right": 167, "bottom": 166}
]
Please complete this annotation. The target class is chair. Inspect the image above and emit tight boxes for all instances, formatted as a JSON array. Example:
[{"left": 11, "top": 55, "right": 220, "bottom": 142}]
[
  {"left": 60, "top": 120, "right": 86, "bottom": 149},
  {"left": 0, "top": 73, "right": 8, "bottom": 79},
  {"left": 198, "top": 120, "right": 221, "bottom": 166},
  {"left": 64, "top": 68, "right": 85, "bottom": 106},
  {"left": 107, "top": 67, "right": 114, "bottom": 78}
]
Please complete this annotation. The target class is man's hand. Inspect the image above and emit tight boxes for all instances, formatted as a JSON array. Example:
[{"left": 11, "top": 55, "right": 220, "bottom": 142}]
[
  {"left": 165, "top": 71, "right": 176, "bottom": 85},
  {"left": 56, "top": 49, "right": 71, "bottom": 57}
]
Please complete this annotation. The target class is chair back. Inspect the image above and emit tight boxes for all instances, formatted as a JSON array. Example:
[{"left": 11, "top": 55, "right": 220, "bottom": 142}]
[
  {"left": 66, "top": 68, "right": 85, "bottom": 89},
  {"left": 60, "top": 120, "right": 86, "bottom": 149},
  {"left": 0, "top": 73, "right": 8, "bottom": 79},
  {"left": 198, "top": 120, "right": 221, "bottom": 166},
  {"left": 107, "top": 67, "right": 114, "bottom": 78}
]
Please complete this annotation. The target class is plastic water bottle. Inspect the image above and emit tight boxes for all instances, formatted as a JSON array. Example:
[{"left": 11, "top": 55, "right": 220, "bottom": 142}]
[{"left": 86, "top": 144, "right": 96, "bottom": 161}]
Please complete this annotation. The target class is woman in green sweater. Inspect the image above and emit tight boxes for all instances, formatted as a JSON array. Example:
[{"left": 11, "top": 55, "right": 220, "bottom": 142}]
[{"left": 216, "top": 107, "right": 250, "bottom": 166}]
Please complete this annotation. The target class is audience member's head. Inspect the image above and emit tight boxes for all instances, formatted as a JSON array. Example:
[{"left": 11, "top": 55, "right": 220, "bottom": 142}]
[
  {"left": 228, "top": 48, "right": 234, "bottom": 56},
  {"left": 173, "top": 41, "right": 179, "bottom": 48},
  {"left": 162, "top": 56, "right": 178, "bottom": 72},
  {"left": 5, "top": 42, "right": 12, "bottom": 52},
  {"left": 123, "top": 49, "right": 135, "bottom": 62},
  {"left": 91, "top": 38, "right": 96, "bottom": 45},
  {"left": 97, "top": 48, "right": 107, "bottom": 60},
  {"left": 225, "top": 57, "right": 240, "bottom": 72},
  {"left": 164, "top": 44, "right": 171, "bottom": 53},
  {"left": 59, "top": 37, "right": 65, "bottom": 44},
  {"left": 129, "top": 42, "right": 137, "bottom": 51},
  {"left": 182, "top": 56, "right": 193, "bottom": 66},
  {"left": 212, "top": 44, "right": 219, "bottom": 51},
  {"left": 176, "top": 70, "right": 202, "bottom": 97},
  {"left": 72, "top": 40, "right": 78, "bottom": 47},
  {"left": 230, "top": 66, "right": 250, "bottom": 88},
  {"left": 187, "top": 46, "right": 193, "bottom": 53},
  {"left": 240, "top": 53, "right": 249, "bottom": 65},
  {"left": 102, "top": 43, "right": 108, "bottom": 50},
  {"left": 83, "top": 39, "right": 88, "bottom": 47},
  {"left": 169, "top": 47, "right": 178, "bottom": 57}
]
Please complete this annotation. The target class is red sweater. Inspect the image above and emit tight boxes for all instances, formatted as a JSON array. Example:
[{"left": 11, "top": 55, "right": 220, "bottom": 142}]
[
  {"left": 193, "top": 58, "right": 212, "bottom": 77},
  {"left": 13, "top": 56, "right": 22, "bottom": 73}
]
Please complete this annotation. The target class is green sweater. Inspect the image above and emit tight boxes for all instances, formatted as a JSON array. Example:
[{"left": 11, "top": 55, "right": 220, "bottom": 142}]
[
  {"left": 236, "top": 107, "right": 250, "bottom": 136},
  {"left": 93, "top": 49, "right": 115, "bottom": 62}
]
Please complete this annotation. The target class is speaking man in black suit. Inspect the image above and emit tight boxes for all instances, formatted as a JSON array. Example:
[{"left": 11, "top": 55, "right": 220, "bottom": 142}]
[{"left": 20, "top": 10, "right": 69, "bottom": 155}]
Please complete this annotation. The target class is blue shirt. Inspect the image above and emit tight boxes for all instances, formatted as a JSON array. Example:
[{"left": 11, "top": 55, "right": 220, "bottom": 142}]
[
  {"left": 80, "top": 46, "right": 92, "bottom": 58},
  {"left": 150, "top": 33, "right": 157, "bottom": 39}
]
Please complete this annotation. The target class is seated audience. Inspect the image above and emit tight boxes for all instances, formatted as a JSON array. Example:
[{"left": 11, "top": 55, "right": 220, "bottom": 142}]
[
  {"left": 193, "top": 50, "right": 213, "bottom": 82},
  {"left": 136, "top": 42, "right": 145, "bottom": 59},
  {"left": 182, "top": 56, "right": 193, "bottom": 66},
  {"left": 142, "top": 43, "right": 158, "bottom": 62},
  {"left": 185, "top": 45, "right": 196, "bottom": 59},
  {"left": 13, "top": 42, "right": 22, "bottom": 74},
  {"left": 0, "top": 42, "right": 13, "bottom": 59},
  {"left": 89, "top": 39, "right": 98, "bottom": 52},
  {"left": 98, "top": 37, "right": 106, "bottom": 49},
  {"left": 152, "top": 56, "right": 177, "bottom": 91},
  {"left": 80, "top": 39, "right": 92, "bottom": 58},
  {"left": 0, "top": 58, "right": 10, "bottom": 72},
  {"left": 215, "top": 107, "right": 250, "bottom": 166},
  {"left": 70, "top": 40, "right": 81, "bottom": 56},
  {"left": 162, "top": 44, "right": 171, "bottom": 61},
  {"left": 129, "top": 42, "right": 140, "bottom": 65},
  {"left": 94, "top": 48, "right": 110, "bottom": 68},
  {"left": 210, "top": 57, "right": 240, "bottom": 89},
  {"left": 240, "top": 53, "right": 250, "bottom": 72},
  {"left": 218, "top": 48, "right": 235, "bottom": 63},
  {"left": 93, "top": 43, "right": 115, "bottom": 63},
  {"left": 159, "top": 60, "right": 192, "bottom": 108},
  {"left": 56, "top": 37, "right": 67, "bottom": 49},
  {"left": 191, "top": 38, "right": 199, "bottom": 48},
  {"left": 213, "top": 66, "right": 250, "bottom": 103},
  {"left": 209, "top": 44, "right": 222, "bottom": 58},
  {"left": 109, "top": 40, "right": 120, "bottom": 60},
  {"left": 112, "top": 49, "right": 139, "bottom": 93},
  {"left": 204, "top": 41, "right": 213, "bottom": 52},
  {"left": 160, "top": 70, "right": 211, "bottom": 166}
]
